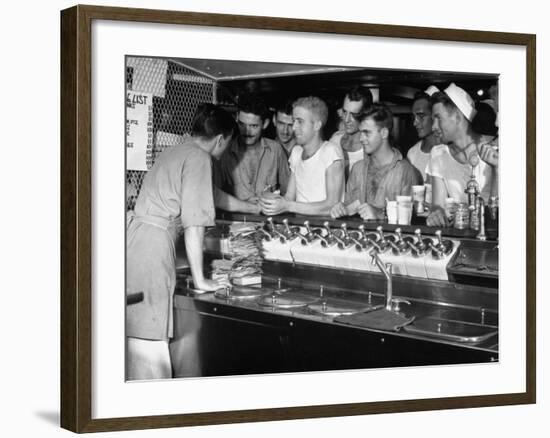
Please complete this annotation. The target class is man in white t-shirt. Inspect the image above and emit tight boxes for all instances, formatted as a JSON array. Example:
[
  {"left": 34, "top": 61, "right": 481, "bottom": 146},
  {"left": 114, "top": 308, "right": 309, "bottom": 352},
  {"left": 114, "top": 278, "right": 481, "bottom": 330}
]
[
  {"left": 260, "top": 96, "right": 344, "bottom": 216},
  {"left": 407, "top": 91, "right": 441, "bottom": 182},
  {"left": 426, "top": 83, "right": 499, "bottom": 227},
  {"left": 328, "top": 86, "right": 373, "bottom": 180}
]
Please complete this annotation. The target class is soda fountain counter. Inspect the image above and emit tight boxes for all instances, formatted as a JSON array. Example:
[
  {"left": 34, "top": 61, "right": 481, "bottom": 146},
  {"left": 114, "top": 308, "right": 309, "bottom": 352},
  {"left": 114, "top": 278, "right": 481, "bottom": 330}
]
[{"left": 169, "top": 213, "right": 499, "bottom": 378}]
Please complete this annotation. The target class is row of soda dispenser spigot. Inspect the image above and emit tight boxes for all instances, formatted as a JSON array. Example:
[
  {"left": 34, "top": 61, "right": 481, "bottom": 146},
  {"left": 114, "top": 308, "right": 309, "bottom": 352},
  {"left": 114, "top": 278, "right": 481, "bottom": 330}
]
[{"left": 260, "top": 217, "right": 454, "bottom": 261}]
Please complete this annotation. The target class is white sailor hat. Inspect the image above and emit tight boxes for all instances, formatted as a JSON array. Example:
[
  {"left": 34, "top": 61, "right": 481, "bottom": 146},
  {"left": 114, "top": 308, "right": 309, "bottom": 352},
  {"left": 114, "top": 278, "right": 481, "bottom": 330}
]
[
  {"left": 424, "top": 85, "right": 440, "bottom": 96},
  {"left": 443, "top": 83, "right": 477, "bottom": 122}
]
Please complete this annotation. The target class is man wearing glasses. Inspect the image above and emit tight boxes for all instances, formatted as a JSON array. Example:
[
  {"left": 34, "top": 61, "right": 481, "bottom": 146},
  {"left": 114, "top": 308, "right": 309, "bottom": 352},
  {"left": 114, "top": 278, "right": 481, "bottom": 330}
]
[{"left": 329, "top": 86, "right": 373, "bottom": 180}]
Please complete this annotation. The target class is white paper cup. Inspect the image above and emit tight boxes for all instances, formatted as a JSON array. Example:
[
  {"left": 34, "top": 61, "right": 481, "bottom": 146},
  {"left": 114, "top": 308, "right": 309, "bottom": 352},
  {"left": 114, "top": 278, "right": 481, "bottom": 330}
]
[
  {"left": 386, "top": 201, "right": 398, "bottom": 224},
  {"left": 397, "top": 201, "right": 413, "bottom": 225}
]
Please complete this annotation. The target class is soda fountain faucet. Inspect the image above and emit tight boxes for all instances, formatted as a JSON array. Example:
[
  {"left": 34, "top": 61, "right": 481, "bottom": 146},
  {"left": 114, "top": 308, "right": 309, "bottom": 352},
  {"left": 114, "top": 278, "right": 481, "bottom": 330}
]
[
  {"left": 302, "top": 220, "right": 323, "bottom": 244},
  {"left": 370, "top": 248, "right": 393, "bottom": 311},
  {"left": 266, "top": 217, "right": 288, "bottom": 243},
  {"left": 429, "top": 230, "right": 455, "bottom": 259},
  {"left": 282, "top": 218, "right": 302, "bottom": 242},
  {"left": 389, "top": 228, "right": 410, "bottom": 255},
  {"left": 318, "top": 221, "right": 339, "bottom": 248},
  {"left": 407, "top": 229, "right": 431, "bottom": 257},
  {"left": 336, "top": 223, "right": 354, "bottom": 249}
]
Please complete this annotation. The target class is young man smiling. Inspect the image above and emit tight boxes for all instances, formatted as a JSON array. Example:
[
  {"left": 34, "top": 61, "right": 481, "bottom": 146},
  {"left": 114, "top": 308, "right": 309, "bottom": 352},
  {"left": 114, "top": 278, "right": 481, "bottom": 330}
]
[
  {"left": 330, "top": 104, "right": 421, "bottom": 220},
  {"left": 329, "top": 85, "right": 373, "bottom": 179}
]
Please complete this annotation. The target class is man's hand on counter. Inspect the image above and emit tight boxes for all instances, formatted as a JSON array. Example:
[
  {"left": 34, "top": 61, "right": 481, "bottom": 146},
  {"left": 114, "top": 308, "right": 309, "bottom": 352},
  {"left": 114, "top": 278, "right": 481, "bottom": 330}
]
[
  {"left": 358, "top": 203, "right": 382, "bottom": 221},
  {"left": 259, "top": 194, "right": 288, "bottom": 216},
  {"left": 193, "top": 277, "right": 231, "bottom": 293},
  {"left": 426, "top": 206, "right": 449, "bottom": 227},
  {"left": 330, "top": 202, "right": 347, "bottom": 219}
]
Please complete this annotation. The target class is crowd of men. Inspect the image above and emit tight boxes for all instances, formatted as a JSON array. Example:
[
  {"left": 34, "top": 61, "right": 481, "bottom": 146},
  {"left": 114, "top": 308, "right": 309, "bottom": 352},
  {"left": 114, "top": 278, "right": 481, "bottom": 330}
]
[
  {"left": 126, "top": 83, "right": 499, "bottom": 379},
  {"left": 213, "top": 83, "right": 499, "bottom": 226}
]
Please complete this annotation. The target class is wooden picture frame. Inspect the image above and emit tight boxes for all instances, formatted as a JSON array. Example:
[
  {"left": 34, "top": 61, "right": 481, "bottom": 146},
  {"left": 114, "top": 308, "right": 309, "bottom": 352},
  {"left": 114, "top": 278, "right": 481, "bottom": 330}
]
[{"left": 60, "top": 4, "right": 536, "bottom": 433}]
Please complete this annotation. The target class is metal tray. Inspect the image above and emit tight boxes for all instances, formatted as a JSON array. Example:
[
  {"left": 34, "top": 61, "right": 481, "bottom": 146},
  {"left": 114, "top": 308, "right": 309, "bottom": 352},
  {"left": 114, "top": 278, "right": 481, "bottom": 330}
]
[
  {"left": 257, "top": 291, "right": 318, "bottom": 309},
  {"left": 403, "top": 316, "right": 498, "bottom": 344},
  {"left": 307, "top": 298, "right": 381, "bottom": 317},
  {"left": 214, "top": 285, "right": 272, "bottom": 300}
]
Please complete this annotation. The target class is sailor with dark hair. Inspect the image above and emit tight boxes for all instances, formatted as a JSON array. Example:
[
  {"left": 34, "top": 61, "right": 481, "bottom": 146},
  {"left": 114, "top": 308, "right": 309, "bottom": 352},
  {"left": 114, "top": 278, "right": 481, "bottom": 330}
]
[
  {"left": 272, "top": 99, "right": 296, "bottom": 157},
  {"left": 407, "top": 90, "right": 441, "bottom": 182},
  {"left": 329, "top": 85, "right": 374, "bottom": 179},
  {"left": 216, "top": 92, "right": 290, "bottom": 202}
]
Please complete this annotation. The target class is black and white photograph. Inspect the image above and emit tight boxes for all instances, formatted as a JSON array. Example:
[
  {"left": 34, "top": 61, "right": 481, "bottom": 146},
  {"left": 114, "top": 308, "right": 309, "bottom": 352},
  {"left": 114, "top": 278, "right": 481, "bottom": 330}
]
[{"left": 125, "top": 56, "right": 500, "bottom": 381}]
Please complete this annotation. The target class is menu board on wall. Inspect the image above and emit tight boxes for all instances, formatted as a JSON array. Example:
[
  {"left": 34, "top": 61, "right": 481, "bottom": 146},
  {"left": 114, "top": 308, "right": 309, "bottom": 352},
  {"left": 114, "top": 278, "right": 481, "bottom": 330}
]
[{"left": 126, "top": 90, "right": 154, "bottom": 171}]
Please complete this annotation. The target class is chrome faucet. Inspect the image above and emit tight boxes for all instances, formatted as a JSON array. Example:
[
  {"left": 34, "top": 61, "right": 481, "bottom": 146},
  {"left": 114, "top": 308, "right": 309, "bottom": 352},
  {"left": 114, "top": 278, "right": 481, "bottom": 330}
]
[
  {"left": 388, "top": 228, "right": 410, "bottom": 255},
  {"left": 370, "top": 249, "right": 393, "bottom": 311},
  {"left": 375, "top": 225, "right": 392, "bottom": 252},
  {"left": 407, "top": 228, "right": 431, "bottom": 257},
  {"left": 428, "top": 230, "right": 455, "bottom": 259},
  {"left": 476, "top": 198, "right": 487, "bottom": 241},
  {"left": 336, "top": 223, "right": 354, "bottom": 249},
  {"left": 282, "top": 218, "right": 302, "bottom": 242},
  {"left": 301, "top": 220, "right": 324, "bottom": 244},
  {"left": 318, "top": 221, "right": 339, "bottom": 248},
  {"left": 266, "top": 217, "right": 288, "bottom": 243},
  {"left": 258, "top": 227, "right": 273, "bottom": 241}
]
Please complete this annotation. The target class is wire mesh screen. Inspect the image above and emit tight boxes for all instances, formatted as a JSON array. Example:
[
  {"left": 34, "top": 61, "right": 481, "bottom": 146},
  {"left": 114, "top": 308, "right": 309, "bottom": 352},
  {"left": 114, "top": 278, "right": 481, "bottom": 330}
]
[{"left": 126, "top": 57, "right": 216, "bottom": 210}]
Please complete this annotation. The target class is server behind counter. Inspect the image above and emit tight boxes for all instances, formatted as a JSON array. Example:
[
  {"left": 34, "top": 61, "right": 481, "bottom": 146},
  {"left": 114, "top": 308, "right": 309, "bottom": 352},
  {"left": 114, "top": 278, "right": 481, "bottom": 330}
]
[{"left": 126, "top": 104, "right": 234, "bottom": 381}]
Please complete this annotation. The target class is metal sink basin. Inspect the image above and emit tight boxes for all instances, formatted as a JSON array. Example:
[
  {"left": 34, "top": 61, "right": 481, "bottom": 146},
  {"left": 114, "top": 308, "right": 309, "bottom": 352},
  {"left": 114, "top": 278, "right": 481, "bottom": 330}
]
[
  {"left": 403, "top": 316, "right": 498, "bottom": 344},
  {"left": 257, "top": 290, "right": 318, "bottom": 309},
  {"left": 214, "top": 285, "right": 272, "bottom": 300},
  {"left": 307, "top": 297, "right": 382, "bottom": 317}
]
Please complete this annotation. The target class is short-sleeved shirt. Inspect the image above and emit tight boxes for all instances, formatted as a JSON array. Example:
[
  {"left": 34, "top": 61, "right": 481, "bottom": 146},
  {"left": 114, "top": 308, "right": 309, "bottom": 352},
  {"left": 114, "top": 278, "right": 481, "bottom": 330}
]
[
  {"left": 127, "top": 140, "right": 215, "bottom": 341},
  {"left": 289, "top": 140, "right": 344, "bottom": 203},
  {"left": 215, "top": 137, "right": 290, "bottom": 200},
  {"left": 345, "top": 148, "right": 422, "bottom": 209},
  {"left": 329, "top": 130, "right": 364, "bottom": 179},
  {"left": 426, "top": 144, "right": 493, "bottom": 203},
  {"left": 134, "top": 141, "right": 215, "bottom": 228},
  {"left": 407, "top": 140, "right": 431, "bottom": 182}
]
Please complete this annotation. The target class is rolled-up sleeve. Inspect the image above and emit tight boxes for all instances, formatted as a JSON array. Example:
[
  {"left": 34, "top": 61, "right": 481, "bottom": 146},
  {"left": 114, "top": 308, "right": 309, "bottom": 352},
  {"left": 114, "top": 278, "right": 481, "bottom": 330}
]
[{"left": 180, "top": 149, "right": 215, "bottom": 229}]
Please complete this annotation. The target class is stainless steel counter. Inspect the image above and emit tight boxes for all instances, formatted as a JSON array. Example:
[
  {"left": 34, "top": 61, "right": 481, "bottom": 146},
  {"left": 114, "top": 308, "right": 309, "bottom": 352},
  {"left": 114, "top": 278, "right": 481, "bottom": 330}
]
[{"left": 175, "top": 275, "right": 498, "bottom": 354}]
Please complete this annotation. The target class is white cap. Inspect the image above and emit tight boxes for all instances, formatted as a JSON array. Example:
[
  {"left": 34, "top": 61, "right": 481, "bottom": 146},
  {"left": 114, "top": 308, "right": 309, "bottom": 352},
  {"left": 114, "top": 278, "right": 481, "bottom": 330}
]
[
  {"left": 424, "top": 85, "right": 440, "bottom": 96},
  {"left": 443, "top": 83, "right": 476, "bottom": 122}
]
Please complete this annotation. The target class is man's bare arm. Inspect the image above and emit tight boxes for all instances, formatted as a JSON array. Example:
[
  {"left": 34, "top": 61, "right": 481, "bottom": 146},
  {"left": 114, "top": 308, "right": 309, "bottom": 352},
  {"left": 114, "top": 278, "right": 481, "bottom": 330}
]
[{"left": 214, "top": 187, "right": 260, "bottom": 214}]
